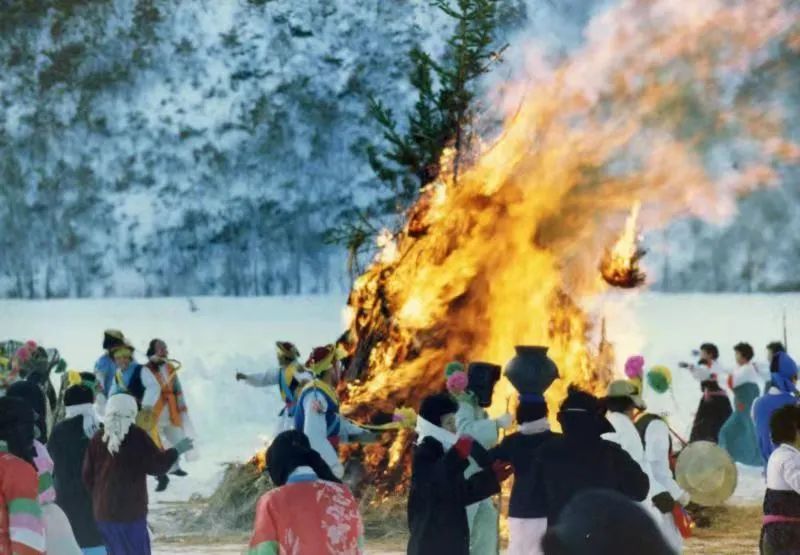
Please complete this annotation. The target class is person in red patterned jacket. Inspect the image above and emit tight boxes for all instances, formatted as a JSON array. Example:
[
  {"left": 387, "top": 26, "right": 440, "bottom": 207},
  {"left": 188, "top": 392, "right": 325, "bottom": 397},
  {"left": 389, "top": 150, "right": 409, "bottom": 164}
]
[
  {"left": 0, "top": 396, "right": 45, "bottom": 555},
  {"left": 248, "top": 429, "right": 364, "bottom": 555}
]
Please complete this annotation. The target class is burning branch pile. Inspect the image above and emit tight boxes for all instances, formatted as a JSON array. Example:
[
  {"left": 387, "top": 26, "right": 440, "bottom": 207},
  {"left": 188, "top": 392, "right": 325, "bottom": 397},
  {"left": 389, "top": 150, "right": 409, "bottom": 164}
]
[{"left": 337, "top": 0, "right": 800, "bottom": 493}]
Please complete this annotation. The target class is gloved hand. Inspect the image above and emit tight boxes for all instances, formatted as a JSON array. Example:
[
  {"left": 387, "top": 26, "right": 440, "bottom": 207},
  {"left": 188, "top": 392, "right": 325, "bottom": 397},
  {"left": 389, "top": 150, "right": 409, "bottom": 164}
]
[
  {"left": 453, "top": 436, "right": 474, "bottom": 460},
  {"left": 495, "top": 413, "right": 513, "bottom": 431},
  {"left": 652, "top": 492, "right": 677, "bottom": 514},
  {"left": 491, "top": 460, "right": 513, "bottom": 482},
  {"left": 136, "top": 408, "right": 155, "bottom": 431},
  {"left": 235, "top": 372, "right": 247, "bottom": 381},
  {"left": 174, "top": 437, "right": 194, "bottom": 455},
  {"left": 678, "top": 492, "right": 691, "bottom": 506}
]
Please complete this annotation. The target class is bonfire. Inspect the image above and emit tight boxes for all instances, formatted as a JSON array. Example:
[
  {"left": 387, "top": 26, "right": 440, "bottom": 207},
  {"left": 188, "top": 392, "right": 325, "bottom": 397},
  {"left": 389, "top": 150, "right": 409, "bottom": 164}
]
[{"left": 215, "top": 0, "right": 799, "bottom": 517}]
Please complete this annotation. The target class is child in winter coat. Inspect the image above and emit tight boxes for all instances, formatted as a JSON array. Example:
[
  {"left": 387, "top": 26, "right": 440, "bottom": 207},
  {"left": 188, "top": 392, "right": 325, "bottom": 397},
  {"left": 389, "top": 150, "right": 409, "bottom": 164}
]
[
  {"left": 760, "top": 404, "right": 800, "bottom": 554},
  {"left": 248, "top": 430, "right": 364, "bottom": 554},
  {"left": 408, "top": 393, "right": 511, "bottom": 555}
]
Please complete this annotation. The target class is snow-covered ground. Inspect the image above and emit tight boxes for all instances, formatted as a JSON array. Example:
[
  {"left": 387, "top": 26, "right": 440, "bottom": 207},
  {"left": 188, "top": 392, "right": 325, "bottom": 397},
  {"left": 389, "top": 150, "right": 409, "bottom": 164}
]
[{"left": 3, "top": 292, "right": 798, "bottom": 508}]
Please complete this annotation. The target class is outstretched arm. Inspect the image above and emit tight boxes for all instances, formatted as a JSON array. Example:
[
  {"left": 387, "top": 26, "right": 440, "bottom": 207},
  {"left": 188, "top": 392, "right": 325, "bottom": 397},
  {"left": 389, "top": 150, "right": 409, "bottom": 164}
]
[{"left": 237, "top": 367, "right": 280, "bottom": 387}]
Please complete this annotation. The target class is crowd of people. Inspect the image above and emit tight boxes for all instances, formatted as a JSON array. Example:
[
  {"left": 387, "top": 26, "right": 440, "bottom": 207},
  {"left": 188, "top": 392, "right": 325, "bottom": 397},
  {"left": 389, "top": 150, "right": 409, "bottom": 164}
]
[
  {"left": 2, "top": 330, "right": 800, "bottom": 554},
  {"left": 0, "top": 330, "right": 194, "bottom": 554}
]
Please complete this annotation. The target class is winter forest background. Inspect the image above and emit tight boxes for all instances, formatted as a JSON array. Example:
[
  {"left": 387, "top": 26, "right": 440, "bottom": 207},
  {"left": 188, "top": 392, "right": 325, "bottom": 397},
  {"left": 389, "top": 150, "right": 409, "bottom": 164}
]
[{"left": 2, "top": 0, "right": 799, "bottom": 299}]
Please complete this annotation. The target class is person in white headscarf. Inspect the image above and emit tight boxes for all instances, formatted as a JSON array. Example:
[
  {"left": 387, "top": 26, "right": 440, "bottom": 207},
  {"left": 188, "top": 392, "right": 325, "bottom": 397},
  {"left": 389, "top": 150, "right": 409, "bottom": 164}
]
[{"left": 83, "top": 394, "right": 193, "bottom": 555}]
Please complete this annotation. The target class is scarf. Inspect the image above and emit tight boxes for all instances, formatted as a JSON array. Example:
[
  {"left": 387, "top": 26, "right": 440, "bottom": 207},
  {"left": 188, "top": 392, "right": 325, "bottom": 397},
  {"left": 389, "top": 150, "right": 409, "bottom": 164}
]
[
  {"left": 102, "top": 394, "right": 138, "bottom": 455},
  {"left": 65, "top": 403, "right": 100, "bottom": 439},
  {"left": 519, "top": 417, "right": 551, "bottom": 435},
  {"left": 414, "top": 415, "right": 457, "bottom": 449}
]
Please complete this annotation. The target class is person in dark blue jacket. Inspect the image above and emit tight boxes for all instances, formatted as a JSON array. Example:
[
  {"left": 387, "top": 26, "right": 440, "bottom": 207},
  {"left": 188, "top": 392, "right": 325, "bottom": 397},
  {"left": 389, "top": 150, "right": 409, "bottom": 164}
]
[{"left": 753, "top": 351, "right": 799, "bottom": 465}]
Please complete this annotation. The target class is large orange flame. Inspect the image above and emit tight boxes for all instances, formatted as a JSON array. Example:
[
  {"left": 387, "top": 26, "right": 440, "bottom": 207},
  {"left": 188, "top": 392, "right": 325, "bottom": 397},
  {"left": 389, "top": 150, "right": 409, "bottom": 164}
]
[{"left": 339, "top": 0, "right": 799, "bottom": 491}]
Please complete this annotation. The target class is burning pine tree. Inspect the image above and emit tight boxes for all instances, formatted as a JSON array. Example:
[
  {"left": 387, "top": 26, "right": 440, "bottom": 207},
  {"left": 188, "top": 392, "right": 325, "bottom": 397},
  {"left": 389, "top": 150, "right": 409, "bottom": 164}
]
[{"left": 335, "top": 0, "right": 800, "bottom": 493}]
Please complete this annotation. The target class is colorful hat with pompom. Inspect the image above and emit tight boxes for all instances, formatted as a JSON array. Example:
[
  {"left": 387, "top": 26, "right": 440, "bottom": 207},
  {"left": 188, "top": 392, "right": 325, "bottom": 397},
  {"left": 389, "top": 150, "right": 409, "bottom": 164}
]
[
  {"left": 624, "top": 355, "right": 645, "bottom": 380},
  {"left": 444, "top": 361, "right": 468, "bottom": 395},
  {"left": 646, "top": 365, "right": 672, "bottom": 394}
]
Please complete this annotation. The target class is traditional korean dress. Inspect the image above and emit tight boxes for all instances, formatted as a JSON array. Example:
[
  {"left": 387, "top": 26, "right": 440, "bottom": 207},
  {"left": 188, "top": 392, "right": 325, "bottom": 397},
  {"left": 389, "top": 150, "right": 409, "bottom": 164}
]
[
  {"left": 248, "top": 466, "right": 364, "bottom": 555},
  {"left": 761, "top": 443, "right": 800, "bottom": 553},
  {"left": 718, "top": 362, "right": 762, "bottom": 466}
]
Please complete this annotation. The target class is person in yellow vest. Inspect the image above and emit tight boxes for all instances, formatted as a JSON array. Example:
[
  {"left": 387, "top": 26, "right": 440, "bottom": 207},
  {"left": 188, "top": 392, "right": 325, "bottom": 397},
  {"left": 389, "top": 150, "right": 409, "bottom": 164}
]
[
  {"left": 236, "top": 341, "right": 313, "bottom": 431},
  {"left": 293, "top": 344, "right": 374, "bottom": 479},
  {"left": 137, "top": 339, "right": 196, "bottom": 492}
]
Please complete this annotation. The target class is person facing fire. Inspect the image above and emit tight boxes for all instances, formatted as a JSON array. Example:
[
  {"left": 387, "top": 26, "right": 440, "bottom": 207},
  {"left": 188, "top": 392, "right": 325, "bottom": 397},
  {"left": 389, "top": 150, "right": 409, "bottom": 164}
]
[
  {"left": 248, "top": 430, "right": 364, "bottom": 555},
  {"left": 445, "top": 361, "right": 511, "bottom": 555},
  {"left": 138, "top": 339, "right": 196, "bottom": 492},
  {"left": 236, "top": 341, "right": 312, "bottom": 431},
  {"left": 490, "top": 345, "right": 559, "bottom": 555},
  {"left": 408, "top": 393, "right": 511, "bottom": 555},
  {"left": 293, "top": 344, "right": 371, "bottom": 479},
  {"left": 680, "top": 343, "right": 732, "bottom": 443},
  {"left": 527, "top": 386, "right": 650, "bottom": 527}
]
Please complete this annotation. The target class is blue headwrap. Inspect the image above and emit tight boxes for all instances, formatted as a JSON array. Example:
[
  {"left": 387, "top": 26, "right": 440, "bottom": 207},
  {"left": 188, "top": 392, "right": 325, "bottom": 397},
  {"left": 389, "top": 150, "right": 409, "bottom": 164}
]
[{"left": 772, "top": 352, "right": 798, "bottom": 394}]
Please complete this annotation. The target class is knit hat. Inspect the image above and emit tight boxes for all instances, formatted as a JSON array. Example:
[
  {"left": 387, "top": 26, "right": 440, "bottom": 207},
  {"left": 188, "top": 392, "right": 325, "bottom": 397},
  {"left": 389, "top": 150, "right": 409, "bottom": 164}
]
[
  {"left": 0, "top": 396, "right": 36, "bottom": 463},
  {"left": 605, "top": 379, "right": 646, "bottom": 410},
  {"left": 646, "top": 365, "right": 672, "bottom": 394},
  {"left": 276, "top": 341, "right": 301, "bottom": 362},
  {"left": 6, "top": 380, "right": 47, "bottom": 442},
  {"left": 102, "top": 394, "right": 138, "bottom": 455},
  {"left": 624, "top": 355, "right": 645, "bottom": 380},
  {"left": 541, "top": 489, "right": 676, "bottom": 555}
]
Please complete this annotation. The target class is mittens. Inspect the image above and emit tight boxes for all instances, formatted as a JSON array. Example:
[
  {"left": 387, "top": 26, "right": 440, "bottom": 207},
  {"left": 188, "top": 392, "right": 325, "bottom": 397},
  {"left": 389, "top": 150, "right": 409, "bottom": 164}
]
[{"left": 454, "top": 436, "right": 474, "bottom": 459}]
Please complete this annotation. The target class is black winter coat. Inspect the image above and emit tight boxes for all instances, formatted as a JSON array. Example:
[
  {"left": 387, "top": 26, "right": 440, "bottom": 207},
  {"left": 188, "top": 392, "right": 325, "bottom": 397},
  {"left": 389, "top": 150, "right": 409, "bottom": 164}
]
[
  {"left": 407, "top": 437, "right": 500, "bottom": 555},
  {"left": 48, "top": 416, "right": 104, "bottom": 548},
  {"left": 490, "top": 430, "right": 557, "bottom": 518},
  {"left": 530, "top": 433, "right": 650, "bottom": 524}
]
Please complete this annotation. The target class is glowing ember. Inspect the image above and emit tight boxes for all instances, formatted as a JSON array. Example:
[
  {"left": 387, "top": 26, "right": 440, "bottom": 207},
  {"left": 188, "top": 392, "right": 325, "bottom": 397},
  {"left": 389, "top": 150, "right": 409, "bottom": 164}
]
[
  {"left": 600, "top": 202, "right": 647, "bottom": 289},
  {"left": 337, "top": 0, "right": 799, "bottom": 493}
]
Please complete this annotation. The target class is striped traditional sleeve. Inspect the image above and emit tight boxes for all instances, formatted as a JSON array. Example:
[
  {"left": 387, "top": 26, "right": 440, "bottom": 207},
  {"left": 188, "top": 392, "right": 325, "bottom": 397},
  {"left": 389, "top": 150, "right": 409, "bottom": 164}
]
[
  {"left": 32, "top": 441, "right": 56, "bottom": 505},
  {"left": 4, "top": 456, "right": 45, "bottom": 555},
  {"left": 248, "top": 492, "right": 280, "bottom": 555}
]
